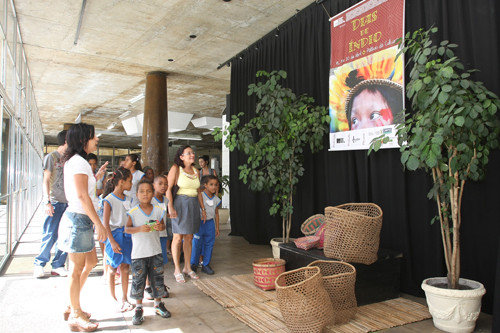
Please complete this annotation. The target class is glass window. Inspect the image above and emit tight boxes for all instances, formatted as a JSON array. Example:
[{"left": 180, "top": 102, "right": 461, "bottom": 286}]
[
  {"left": 0, "top": 0, "right": 5, "bottom": 39},
  {"left": 0, "top": 35, "right": 4, "bottom": 86},
  {"left": 0, "top": 194, "right": 8, "bottom": 260},
  {"left": 1, "top": 108, "right": 9, "bottom": 196}
]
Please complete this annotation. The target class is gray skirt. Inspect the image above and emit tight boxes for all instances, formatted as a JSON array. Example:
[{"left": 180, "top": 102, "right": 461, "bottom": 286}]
[{"left": 172, "top": 195, "right": 200, "bottom": 235}]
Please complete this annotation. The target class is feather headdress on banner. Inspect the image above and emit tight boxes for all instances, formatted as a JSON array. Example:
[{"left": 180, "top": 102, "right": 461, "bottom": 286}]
[{"left": 329, "top": 47, "right": 404, "bottom": 132}]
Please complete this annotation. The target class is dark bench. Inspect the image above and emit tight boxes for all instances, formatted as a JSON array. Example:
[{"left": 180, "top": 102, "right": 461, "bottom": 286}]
[{"left": 278, "top": 242, "right": 402, "bottom": 305}]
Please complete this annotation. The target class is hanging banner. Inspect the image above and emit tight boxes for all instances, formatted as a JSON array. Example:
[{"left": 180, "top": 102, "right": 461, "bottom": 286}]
[{"left": 329, "top": 0, "right": 405, "bottom": 151}]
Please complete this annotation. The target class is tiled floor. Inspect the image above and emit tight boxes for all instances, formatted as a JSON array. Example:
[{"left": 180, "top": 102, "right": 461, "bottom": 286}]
[{"left": 0, "top": 207, "right": 492, "bottom": 332}]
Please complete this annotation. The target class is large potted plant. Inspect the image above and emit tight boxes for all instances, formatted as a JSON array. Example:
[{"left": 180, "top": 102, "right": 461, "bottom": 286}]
[
  {"left": 214, "top": 70, "right": 329, "bottom": 257},
  {"left": 370, "top": 27, "right": 500, "bottom": 332}
]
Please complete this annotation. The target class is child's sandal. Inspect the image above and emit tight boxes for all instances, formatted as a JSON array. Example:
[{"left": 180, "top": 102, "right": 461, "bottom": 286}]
[{"left": 174, "top": 272, "right": 185, "bottom": 283}]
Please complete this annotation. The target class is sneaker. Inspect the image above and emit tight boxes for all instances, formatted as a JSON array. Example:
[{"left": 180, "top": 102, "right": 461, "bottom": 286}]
[
  {"left": 198, "top": 261, "right": 203, "bottom": 268},
  {"left": 155, "top": 302, "right": 171, "bottom": 318},
  {"left": 145, "top": 286, "right": 154, "bottom": 300},
  {"left": 163, "top": 284, "right": 170, "bottom": 298},
  {"left": 132, "top": 307, "right": 144, "bottom": 325},
  {"left": 51, "top": 267, "right": 68, "bottom": 277},
  {"left": 201, "top": 265, "right": 215, "bottom": 275},
  {"left": 33, "top": 265, "right": 45, "bottom": 278},
  {"left": 190, "top": 263, "right": 198, "bottom": 273}
]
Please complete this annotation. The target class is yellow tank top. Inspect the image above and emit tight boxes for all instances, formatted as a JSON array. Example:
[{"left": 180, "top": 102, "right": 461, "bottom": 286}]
[{"left": 177, "top": 166, "right": 200, "bottom": 197}]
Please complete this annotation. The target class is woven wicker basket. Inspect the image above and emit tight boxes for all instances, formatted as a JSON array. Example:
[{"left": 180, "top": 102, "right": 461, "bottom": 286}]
[
  {"left": 275, "top": 266, "right": 334, "bottom": 333},
  {"left": 252, "top": 258, "right": 286, "bottom": 291},
  {"left": 300, "top": 214, "right": 326, "bottom": 236},
  {"left": 308, "top": 260, "right": 357, "bottom": 324},
  {"left": 323, "top": 203, "right": 383, "bottom": 265}
]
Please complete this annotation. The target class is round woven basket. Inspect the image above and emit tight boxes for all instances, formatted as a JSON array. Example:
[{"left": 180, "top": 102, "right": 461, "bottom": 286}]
[
  {"left": 307, "top": 260, "right": 357, "bottom": 324},
  {"left": 323, "top": 203, "right": 383, "bottom": 265},
  {"left": 275, "top": 266, "right": 334, "bottom": 333},
  {"left": 300, "top": 214, "right": 326, "bottom": 236},
  {"left": 252, "top": 258, "right": 286, "bottom": 291}
]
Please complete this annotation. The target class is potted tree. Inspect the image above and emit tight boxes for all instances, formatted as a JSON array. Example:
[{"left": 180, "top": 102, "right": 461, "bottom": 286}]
[
  {"left": 370, "top": 27, "right": 500, "bottom": 333},
  {"left": 214, "top": 70, "right": 330, "bottom": 257}
]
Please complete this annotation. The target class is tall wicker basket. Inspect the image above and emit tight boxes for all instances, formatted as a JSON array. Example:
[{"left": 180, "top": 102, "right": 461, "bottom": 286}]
[
  {"left": 275, "top": 266, "right": 334, "bottom": 333},
  {"left": 323, "top": 203, "right": 383, "bottom": 265},
  {"left": 307, "top": 260, "right": 357, "bottom": 324}
]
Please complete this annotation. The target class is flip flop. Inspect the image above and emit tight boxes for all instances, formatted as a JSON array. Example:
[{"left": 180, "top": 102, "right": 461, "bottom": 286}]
[
  {"left": 174, "top": 272, "right": 186, "bottom": 283},
  {"left": 183, "top": 270, "right": 200, "bottom": 280},
  {"left": 121, "top": 301, "right": 135, "bottom": 312}
]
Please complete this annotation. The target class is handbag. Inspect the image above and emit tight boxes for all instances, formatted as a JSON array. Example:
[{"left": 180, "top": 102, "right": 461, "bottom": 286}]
[{"left": 171, "top": 167, "right": 180, "bottom": 201}]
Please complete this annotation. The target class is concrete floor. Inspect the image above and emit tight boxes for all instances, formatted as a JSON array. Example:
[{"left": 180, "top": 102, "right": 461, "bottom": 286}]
[{"left": 0, "top": 207, "right": 493, "bottom": 332}]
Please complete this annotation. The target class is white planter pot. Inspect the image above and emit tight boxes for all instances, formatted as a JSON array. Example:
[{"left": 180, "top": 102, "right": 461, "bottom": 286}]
[
  {"left": 270, "top": 238, "right": 283, "bottom": 259},
  {"left": 422, "top": 277, "right": 486, "bottom": 333}
]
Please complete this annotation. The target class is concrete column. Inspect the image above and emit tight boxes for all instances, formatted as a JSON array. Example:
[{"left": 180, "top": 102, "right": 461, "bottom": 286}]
[{"left": 141, "top": 71, "right": 169, "bottom": 174}]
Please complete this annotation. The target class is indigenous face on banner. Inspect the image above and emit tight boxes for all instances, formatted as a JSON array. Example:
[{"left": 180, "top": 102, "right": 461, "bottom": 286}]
[{"left": 329, "top": 0, "right": 405, "bottom": 151}]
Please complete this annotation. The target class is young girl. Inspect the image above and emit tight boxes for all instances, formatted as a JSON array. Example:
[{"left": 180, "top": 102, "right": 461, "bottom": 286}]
[
  {"left": 152, "top": 174, "right": 171, "bottom": 265},
  {"left": 123, "top": 154, "right": 144, "bottom": 207},
  {"left": 191, "top": 175, "right": 220, "bottom": 275},
  {"left": 102, "top": 167, "right": 134, "bottom": 312},
  {"left": 126, "top": 179, "right": 171, "bottom": 325}
]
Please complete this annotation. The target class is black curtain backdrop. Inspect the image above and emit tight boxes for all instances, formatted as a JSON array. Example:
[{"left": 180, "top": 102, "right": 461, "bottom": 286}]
[{"left": 227, "top": 0, "right": 500, "bottom": 314}]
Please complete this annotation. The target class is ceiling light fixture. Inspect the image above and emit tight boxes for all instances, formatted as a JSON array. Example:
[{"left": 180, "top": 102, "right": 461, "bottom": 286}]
[
  {"left": 129, "top": 93, "right": 145, "bottom": 104},
  {"left": 118, "top": 111, "right": 131, "bottom": 119},
  {"left": 107, "top": 122, "right": 117, "bottom": 130},
  {"left": 169, "top": 135, "right": 202, "bottom": 141},
  {"left": 75, "top": 113, "right": 82, "bottom": 123}
]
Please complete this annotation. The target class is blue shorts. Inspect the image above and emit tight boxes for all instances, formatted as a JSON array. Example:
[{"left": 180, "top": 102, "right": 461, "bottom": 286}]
[
  {"left": 105, "top": 227, "right": 132, "bottom": 268},
  {"left": 58, "top": 212, "right": 95, "bottom": 253}
]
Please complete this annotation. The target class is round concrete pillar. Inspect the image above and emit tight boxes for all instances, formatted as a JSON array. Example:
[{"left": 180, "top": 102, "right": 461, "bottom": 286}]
[{"left": 141, "top": 71, "right": 169, "bottom": 174}]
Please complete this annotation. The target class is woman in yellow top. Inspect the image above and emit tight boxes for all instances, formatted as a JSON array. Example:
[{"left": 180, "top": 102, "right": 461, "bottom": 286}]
[{"left": 167, "top": 145, "right": 206, "bottom": 283}]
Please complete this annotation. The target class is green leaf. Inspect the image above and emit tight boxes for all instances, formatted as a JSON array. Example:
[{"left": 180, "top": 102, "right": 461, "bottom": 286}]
[
  {"left": 442, "top": 85, "right": 452, "bottom": 93},
  {"left": 407, "top": 155, "right": 420, "bottom": 170},
  {"left": 454, "top": 116, "right": 465, "bottom": 126},
  {"left": 438, "top": 91, "right": 449, "bottom": 104}
]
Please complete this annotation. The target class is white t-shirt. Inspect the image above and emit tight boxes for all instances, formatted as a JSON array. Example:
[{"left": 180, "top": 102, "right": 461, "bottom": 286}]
[
  {"left": 64, "top": 154, "right": 98, "bottom": 214},
  {"left": 124, "top": 170, "right": 144, "bottom": 207},
  {"left": 103, "top": 193, "right": 131, "bottom": 230},
  {"left": 127, "top": 205, "right": 164, "bottom": 259},
  {"left": 201, "top": 192, "right": 221, "bottom": 221},
  {"left": 152, "top": 196, "right": 169, "bottom": 237}
]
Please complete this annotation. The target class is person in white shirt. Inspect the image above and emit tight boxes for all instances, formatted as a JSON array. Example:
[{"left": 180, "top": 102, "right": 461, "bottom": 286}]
[{"left": 58, "top": 123, "right": 107, "bottom": 332}]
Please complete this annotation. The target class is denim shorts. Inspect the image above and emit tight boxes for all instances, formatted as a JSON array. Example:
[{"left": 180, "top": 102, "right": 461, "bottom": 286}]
[
  {"left": 58, "top": 212, "right": 95, "bottom": 253},
  {"left": 130, "top": 254, "right": 166, "bottom": 300}
]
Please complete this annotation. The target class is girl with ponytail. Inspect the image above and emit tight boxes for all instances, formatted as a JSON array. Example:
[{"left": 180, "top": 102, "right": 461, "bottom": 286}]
[{"left": 102, "top": 167, "right": 135, "bottom": 311}]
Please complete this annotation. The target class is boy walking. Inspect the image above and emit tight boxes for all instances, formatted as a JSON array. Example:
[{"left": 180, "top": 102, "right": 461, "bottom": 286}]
[
  {"left": 191, "top": 175, "right": 221, "bottom": 275},
  {"left": 34, "top": 130, "right": 68, "bottom": 278}
]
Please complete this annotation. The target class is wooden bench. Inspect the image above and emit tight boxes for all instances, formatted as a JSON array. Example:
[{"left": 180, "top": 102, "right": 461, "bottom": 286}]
[{"left": 278, "top": 242, "right": 402, "bottom": 305}]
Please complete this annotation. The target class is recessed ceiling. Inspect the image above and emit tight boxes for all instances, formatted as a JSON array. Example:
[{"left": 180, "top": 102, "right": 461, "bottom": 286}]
[{"left": 14, "top": 0, "right": 316, "bottom": 148}]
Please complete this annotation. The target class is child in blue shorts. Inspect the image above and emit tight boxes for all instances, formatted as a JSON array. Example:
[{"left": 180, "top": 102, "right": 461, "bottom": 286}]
[
  {"left": 191, "top": 175, "right": 220, "bottom": 275},
  {"left": 102, "top": 167, "right": 134, "bottom": 312},
  {"left": 126, "top": 179, "right": 170, "bottom": 325}
]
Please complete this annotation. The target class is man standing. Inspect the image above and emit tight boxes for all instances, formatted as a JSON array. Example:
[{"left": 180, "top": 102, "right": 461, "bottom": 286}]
[{"left": 33, "top": 130, "right": 68, "bottom": 278}]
